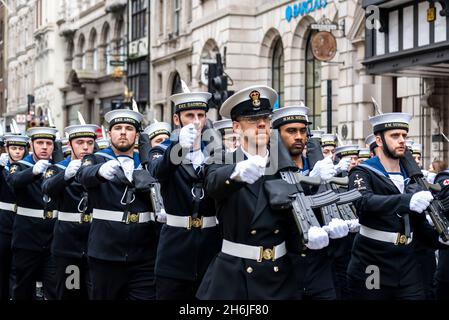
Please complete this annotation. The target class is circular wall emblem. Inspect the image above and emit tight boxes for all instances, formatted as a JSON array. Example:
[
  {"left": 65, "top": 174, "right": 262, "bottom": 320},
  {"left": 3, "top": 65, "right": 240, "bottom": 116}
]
[{"left": 311, "top": 31, "right": 337, "bottom": 62}]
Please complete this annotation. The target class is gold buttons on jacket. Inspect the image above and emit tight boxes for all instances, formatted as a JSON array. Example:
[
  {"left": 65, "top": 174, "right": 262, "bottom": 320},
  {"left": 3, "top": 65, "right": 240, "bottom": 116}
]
[
  {"left": 274, "top": 266, "right": 279, "bottom": 272},
  {"left": 274, "top": 229, "right": 280, "bottom": 234},
  {"left": 246, "top": 267, "right": 253, "bottom": 274},
  {"left": 225, "top": 180, "right": 230, "bottom": 185},
  {"left": 301, "top": 253, "right": 306, "bottom": 257},
  {"left": 250, "top": 230, "right": 257, "bottom": 235}
]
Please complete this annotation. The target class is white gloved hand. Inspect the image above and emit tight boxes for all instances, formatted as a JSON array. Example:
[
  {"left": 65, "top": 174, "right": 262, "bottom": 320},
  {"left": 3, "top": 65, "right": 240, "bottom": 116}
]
[
  {"left": 409, "top": 191, "right": 433, "bottom": 213},
  {"left": 334, "top": 158, "right": 351, "bottom": 173},
  {"left": 230, "top": 155, "right": 266, "bottom": 184},
  {"left": 309, "top": 157, "right": 337, "bottom": 181},
  {"left": 179, "top": 123, "right": 199, "bottom": 149},
  {"left": 156, "top": 208, "right": 167, "bottom": 223},
  {"left": 346, "top": 218, "right": 360, "bottom": 233},
  {"left": 32, "top": 160, "right": 51, "bottom": 175},
  {"left": 98, "top": 160, "right": 121, "bottom": 181},
  {"left": 0, "top": 153, "right": 9, "bottom": 167},
  {"left": 426, "top": 172, "right": 437, "bottom": 185},
  {"left": 323, "top": 218, "right": 350, "bottom": 239},
  {"left": 421, "top": 170, "right": 429, "bottom": 178},
  {"left": 306, "top": 226, "right": 330, "bottom": 250},
  {"left": 64, "top": 159, "right": 82, "bottom": 180}
]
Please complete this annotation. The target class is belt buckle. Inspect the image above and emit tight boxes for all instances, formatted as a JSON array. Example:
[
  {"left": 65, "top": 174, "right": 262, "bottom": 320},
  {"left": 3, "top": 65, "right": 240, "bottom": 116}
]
[
  {"left": 126, "top": 213, "right": 139, "bottom": 224},
  {"left": 188, "top": 216, "right": 203, "bottom": 230},
  {"left": 395, "top": 233, "right": 408, "bottom": 245},
  {"left": 13, "top": 204, "right": 17, "bottom": 213},
  {"left": 80, "top": 213, "right": 92, "bottom": 224},
  {"left": 44, "top": 211, "right": 54, "bottom": 219},
  {"left": 258, "top": 246, "right": 276, "bottom": 262}
]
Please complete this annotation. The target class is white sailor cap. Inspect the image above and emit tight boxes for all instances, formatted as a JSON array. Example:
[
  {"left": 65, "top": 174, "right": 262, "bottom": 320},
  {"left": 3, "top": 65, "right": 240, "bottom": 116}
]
[
  {"left": 104, "top": 109, "right": 144, "bottom": 130},
  {"left": 27, "top": 127, "right": 58, "bottom": 141},
  {"left": 62, "top": 145, "right": 71, "bottom": 156},
  {"left": 3, "top": 134, "right": 29, "bottom": 147},
  {"left": 358, "top": 147, "right": 371, "bottom": 159},
  {"left": 220, "top": 85, "right": 277, "bottom": 120},
  {"left": 96, "top": 138, "right": 110, "bottom": 150},
  {"left": 213, "top": 119, "right": 233, "bottom": 132},
  {"left": 144, "top": 122, "right": 172, "bottom": 141},
  {"left": 272, "top": 105, "right": 310, "bottom": 129},
  {"left": 365, "top": 134, "right": 377, "bottom": 151},
  {"left": 64, "top": 124, "right": 99, "bottom": 141},
  {"left": 321, "top": 133, "right": 337, "bottom": 147},
  {"left": 335, "top": 145, "right": 359, "bottom": 157},
  {"left": 310, "top": 130, "right": 325, "bottom": 140},
  {"left": 411, "top": 143, "right": 422, "bottom": 156},
  {"left": 369, "top": 112, "right": 412, "bottom": 134},
  {"left": 170, "top": 92, "right": 211, "bottom": 114}
]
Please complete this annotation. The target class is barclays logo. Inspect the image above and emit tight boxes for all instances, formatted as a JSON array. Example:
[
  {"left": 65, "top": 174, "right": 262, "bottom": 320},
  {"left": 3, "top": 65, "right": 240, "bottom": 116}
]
[{"left": 285, "top": 0, "right": 328, "bottom": 22}]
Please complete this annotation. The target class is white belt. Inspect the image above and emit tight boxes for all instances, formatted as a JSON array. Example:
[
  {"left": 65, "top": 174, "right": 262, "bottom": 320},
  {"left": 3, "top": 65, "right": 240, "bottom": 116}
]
[
  {"left": 58, "top": 211, "right": 92, "bottom": 224},
  {"left": 16, "top": 207, "right": 58, "bottom": 219},
  {"left": 359, "top": 225, "right": 413, "bottom": 245},
  {"left": 92, "top": 209, "right": 155, "bottom": 224},
  {"left": 0, "top": 202, "right": 16, "bottom": 212},
  {"left": 221, "top": 239, "right": 287, "bottom": 262},
  {"left": 166, "top": 214, "right": 218, "bottom": 229}
]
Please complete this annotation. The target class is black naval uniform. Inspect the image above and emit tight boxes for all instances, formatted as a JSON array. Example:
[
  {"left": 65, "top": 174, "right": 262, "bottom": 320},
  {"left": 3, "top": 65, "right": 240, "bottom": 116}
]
[
  {"left": 7, "top": 155, "right": 57, "bottom": 300},
  {"left": 0, "top": 160, "right": 17, "bottom": 300},
  {"left": 196, "top": 148, "right": 298, "bottom": 300},
  {"left": 348, "top": 157, "right": 443, "bottom": 300},
  {"left": 148, "top": 139, "right": 221, "bottom": 300},
  {"left": 76, "top": 147, "right": 158, "bottom": 300},
  {"left": 434, "top": 169, "right": 449, "bottom": 299},
  {"left": 42, "top": 157, "right": 91, "bottom": 300}
]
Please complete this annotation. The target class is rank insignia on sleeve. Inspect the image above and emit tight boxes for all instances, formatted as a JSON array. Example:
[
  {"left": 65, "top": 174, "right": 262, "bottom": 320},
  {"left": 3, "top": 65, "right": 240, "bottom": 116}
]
[
  {"left": 44, "top": 169, "right": 55, "bottom": 178},
  {"left": 9, "top": 165, "right": 18, "bottom": 174},
  {"left": 353, "top": 174, "right": 366, "bottom": 190}
]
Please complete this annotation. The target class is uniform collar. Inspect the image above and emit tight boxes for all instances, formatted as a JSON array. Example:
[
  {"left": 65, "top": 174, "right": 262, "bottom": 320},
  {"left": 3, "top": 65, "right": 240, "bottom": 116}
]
[
  {"left": 97, "top": 147, "right": 141, "bottom": 169},
  {"left": 362, "top": 156, "right": 409, "bottom": 181}
]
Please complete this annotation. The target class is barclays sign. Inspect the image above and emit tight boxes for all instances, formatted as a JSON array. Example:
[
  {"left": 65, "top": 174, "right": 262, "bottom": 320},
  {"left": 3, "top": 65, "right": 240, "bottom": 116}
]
[{"left": 285, "top": 0, "right": 328, "bottom": 22}]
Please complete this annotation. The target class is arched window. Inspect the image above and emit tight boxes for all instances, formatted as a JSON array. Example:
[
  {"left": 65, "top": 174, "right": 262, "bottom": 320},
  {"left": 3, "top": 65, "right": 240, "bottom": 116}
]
[
  {"left": 305, "top": 32, "right": 322, "bottom": 129},
  {"left": 78, "top": 34, "right": 86, "bottom": 69},
  {"left": 272, "top": 38, "right": 284, "bottom": 109},
  {"left": 171, "top": 72, "right": 182, "bottom": 119},
  {"left": 89, "top": 29, "right": 98, "bottom": 71}
]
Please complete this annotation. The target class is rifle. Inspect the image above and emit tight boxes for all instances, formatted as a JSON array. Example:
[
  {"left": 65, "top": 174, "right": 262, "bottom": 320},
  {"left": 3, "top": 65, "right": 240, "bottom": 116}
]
[
  {"left": 400, "top": 149, "right": 449, "bottom": 241},
  {"left": 266, "top": 133, "right": 339, "bottom": 244},
  {"left": 306, "top": 136, "right": 361, "bottom": 224},
  {"left": 138, "top": 130, "right": 166, "bottom": 218}
]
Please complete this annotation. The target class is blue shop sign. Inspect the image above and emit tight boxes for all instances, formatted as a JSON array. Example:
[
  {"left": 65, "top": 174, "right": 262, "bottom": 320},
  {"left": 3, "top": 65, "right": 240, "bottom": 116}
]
[{"left": 285, "top": 0, "right": 328, "bottom": 22}]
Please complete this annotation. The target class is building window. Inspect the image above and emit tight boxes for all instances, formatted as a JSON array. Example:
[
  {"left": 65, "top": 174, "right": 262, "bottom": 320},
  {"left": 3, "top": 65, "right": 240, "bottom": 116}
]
[
  {"left": 305, "top": 32, "right": 322, "bottom": 129},
  {"left": 393, "top": 77, "right": 402, "bottom": 112},
  {"left": 128, "top": 59, "right": 149, "bottom": 104},
  {"left": 159, "top": 0, "right": 164, "bottom": 35},
  {"left": 157, "top": 72, "right": 163, "bottom": 92},
  {"left": 131, "top": 0, "right": 147, "bottom": 41},
  {"left": 155, "top": 104, "right": 164, "bottom": 122},
  {"left": 93, "top": 48, "right": 98, "bottom": 71},
  {"left": 36, "top": 0, "right": 43, "bottom": 28},
  {"left": 67, "top": 104, "right": 83, "bottom": 126},
  {"left": 272, "top": 38, "right": 284, "bottom": 109},
  {"left": 173, "top": 0, "right": 181, "bottom": 35}
]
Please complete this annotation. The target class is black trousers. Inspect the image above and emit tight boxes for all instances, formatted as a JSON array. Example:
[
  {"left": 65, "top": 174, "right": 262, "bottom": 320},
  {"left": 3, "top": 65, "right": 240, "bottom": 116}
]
[
  {"left": 435, "top": 280, "right": 449, "bottom": 300},
  {"left": 12, "top": 248, "right": 57, "bottom": 300},
  {"left": 156, "top": 276, "right": 202, "bottom": 300},
  {"left": 89, "top": 257, "right": 155, "bottom": 300},
  {"left": 54, "top": 255, "right": 91, "bottom": 300},
  {"left": 0, "top": 233, "right": 13, "bottom": 300},
  {"left": 347, "top": 276, "right": 425, "bottom": 300}
]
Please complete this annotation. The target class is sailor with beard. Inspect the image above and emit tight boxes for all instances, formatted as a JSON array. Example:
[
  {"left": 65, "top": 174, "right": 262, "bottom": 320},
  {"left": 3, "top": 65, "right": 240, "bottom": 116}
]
[
  {"left": 76, "top": 108, "right": 159, "bottom": 300},
  {"left": 347, "top": 112, "right": 449, "bottom": 300}
]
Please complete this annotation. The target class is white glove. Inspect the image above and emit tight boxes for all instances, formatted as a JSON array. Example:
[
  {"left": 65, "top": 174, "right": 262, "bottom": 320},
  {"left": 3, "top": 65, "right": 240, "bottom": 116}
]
[
  {"left": 117, "top": 157, "right": 134, "bottom": 182},
  {"left": 32, "top": 160, "right": 51, "bottom": 175},
  {"left": 0, "top": 153, "right": 9, "bottom": 167},
  {"left": 156, "top": 208, "right": 167, "bottom": 223},
  {"left": 179, "top": 123, "right": 199, "bottom": 149},
  {"left": 306, "top": 226, "right": 329, "bottom": 250},
  {"left": 230, "top": 155, "right": 266, "bottom": 184},
  {"left": 98, "top": 160, "right": 121, "bottom": 181},
  {"left": 64, "top": 160, "right": 82, "bottom": 180},
  {"left": 346, "top": 218, "right": 360, "bottom": 233},
  {"left": 426, "top": 172, "right": 437, "bottom": 185},
  {"left": 309, "top": 157, "right": 337, "bottom": 181},
  {"left": 323, "top": 218, "right": 350, "bottom": 239},
  {"left": 334, "top": 158, "right": 351, "bottom": 173},
  {"left": 409, "top": 191, "right": 433, "bottom": 213},
  {"left": 421, "top": 170, "right": 429, "bottom": 178}
]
